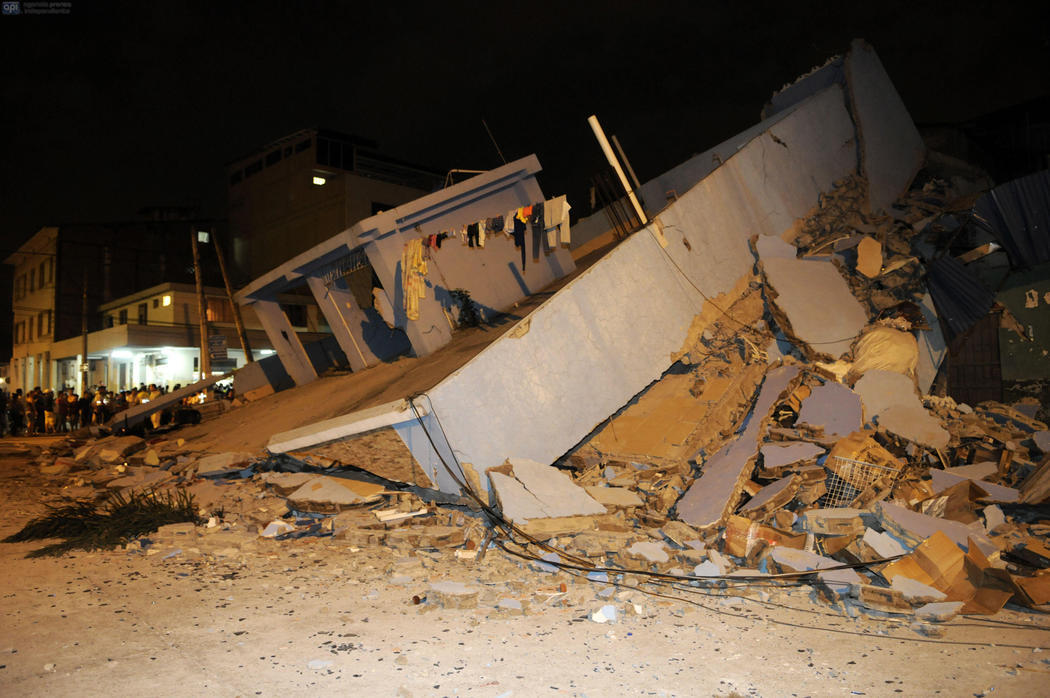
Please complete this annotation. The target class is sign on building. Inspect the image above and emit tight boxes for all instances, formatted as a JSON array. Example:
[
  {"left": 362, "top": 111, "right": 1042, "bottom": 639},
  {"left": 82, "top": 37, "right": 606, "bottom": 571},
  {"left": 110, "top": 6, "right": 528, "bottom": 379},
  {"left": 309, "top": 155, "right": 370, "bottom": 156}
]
[{"left": 207, "top": 334, "right": 228, "bottom": 361}]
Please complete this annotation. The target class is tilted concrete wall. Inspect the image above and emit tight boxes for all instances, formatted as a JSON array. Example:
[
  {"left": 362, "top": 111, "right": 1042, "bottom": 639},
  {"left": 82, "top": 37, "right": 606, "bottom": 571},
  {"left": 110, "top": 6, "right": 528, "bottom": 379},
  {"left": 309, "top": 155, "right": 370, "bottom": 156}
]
[{"left": 401, "top": 85, "right": 859, "bottom": 490}]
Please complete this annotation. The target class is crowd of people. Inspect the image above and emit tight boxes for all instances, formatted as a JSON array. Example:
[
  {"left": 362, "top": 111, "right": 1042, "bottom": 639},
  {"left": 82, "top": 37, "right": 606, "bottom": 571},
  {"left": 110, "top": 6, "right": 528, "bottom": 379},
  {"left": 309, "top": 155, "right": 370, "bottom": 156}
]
[{"left": 0, "top": 383, "right": 185, "bottom": 437}]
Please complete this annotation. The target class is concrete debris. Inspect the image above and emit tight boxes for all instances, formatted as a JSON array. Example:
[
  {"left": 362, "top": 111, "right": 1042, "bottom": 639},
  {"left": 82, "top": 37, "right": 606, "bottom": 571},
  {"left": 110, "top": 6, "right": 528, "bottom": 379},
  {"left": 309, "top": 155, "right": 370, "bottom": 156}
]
[
  {"left": 14, "top": 38, "right": 1048, "bottom": 635},
  {"left": 761, "top": 257, "right": 869, "bottom": 360},
  {"left": 488, "top": 458, "right": 606, "bottom": 523},
  {"left": 797, "top": 381, "right": 864, "bottom": 439}
]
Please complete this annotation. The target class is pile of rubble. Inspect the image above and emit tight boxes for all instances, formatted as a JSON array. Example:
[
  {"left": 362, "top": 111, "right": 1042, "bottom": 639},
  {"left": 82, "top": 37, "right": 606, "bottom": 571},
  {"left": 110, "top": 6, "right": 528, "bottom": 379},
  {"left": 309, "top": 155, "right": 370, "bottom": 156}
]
[{"left": 13, "top": 173, "right": 1050, "bottom": 627}]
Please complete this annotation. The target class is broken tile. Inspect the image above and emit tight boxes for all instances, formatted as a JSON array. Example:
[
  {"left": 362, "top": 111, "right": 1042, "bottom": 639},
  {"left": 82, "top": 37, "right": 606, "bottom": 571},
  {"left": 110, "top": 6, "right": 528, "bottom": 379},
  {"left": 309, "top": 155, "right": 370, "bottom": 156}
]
[
  {"left": 195, "top": 451, "right": 253, "bottom": 477},
  {"left": 738, "top": 475, "right": 799, "bottom": 518},
  {"left": 876, "top": 405, "right": 950, "bottom": 451},
  {"left": 914, "top": 601, "right": 964, "bottom": 622},
  {"left": 489, "top": 459, "right": 606, "bottom": 523},
  {"left": 876, "top": 501, "right": 997, "bottom": 557},
  {"left": 929, "top": 468, "right": 1019, "bottom": 503},
  {"left": 759, "top": 441, "right": 825, "bottom": 473},
  {"left": 626, "top": 541, "right": 670, "bottom": 563},
  {"left": 286, "top": 475, "right": 386, "bottom": 513},
  {"left": 584, "top": 486, "right": 643, "bottom": 508}
]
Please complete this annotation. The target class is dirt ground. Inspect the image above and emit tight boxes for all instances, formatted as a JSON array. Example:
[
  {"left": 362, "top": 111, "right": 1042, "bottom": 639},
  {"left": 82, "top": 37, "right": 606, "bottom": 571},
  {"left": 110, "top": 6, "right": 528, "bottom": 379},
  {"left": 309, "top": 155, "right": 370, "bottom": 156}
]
[{"left": 2, "top": 445, "right": 1049, "bottom": 697}]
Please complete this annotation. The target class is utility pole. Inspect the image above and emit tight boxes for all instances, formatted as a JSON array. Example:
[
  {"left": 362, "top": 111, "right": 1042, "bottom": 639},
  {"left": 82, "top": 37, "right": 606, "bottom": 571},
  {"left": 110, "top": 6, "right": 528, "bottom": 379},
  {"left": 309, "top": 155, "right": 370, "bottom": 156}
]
[
  {"left": 587, "top": 115, "right": 648, "bottom": 226},
  {"left": 191, "top": 228, "right": 210, "bottom": 381},
  {"left": 80, "top": 268, "right": 88, "bottom": 395},
  {"left": 211, "top": 228, "right": 253, "bottom": 362}
]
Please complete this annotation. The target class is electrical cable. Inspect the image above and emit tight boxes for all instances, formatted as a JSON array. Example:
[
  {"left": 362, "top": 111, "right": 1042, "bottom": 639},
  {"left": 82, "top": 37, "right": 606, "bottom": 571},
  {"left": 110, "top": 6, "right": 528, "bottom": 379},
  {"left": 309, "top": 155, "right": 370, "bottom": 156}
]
[{"left": 405, "top": 393, "right": 1050, "bottom": 649}]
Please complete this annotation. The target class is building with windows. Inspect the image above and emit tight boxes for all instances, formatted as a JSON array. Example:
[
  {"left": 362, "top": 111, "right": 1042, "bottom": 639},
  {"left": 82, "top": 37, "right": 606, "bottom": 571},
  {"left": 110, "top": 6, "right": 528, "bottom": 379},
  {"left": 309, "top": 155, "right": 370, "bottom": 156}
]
[
  {"left": 3, "top": 218, "right": 226, "bottom": 393},
  {"left": 227, "top": 128, "right": 445, "bottom": 281}
]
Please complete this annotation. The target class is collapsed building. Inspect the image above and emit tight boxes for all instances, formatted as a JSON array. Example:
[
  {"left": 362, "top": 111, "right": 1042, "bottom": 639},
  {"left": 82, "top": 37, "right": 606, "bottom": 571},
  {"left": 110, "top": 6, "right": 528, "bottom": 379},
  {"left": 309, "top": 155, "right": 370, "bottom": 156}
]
[{"left": 15, "top": 40, "right": 1050, "bottom": 622}]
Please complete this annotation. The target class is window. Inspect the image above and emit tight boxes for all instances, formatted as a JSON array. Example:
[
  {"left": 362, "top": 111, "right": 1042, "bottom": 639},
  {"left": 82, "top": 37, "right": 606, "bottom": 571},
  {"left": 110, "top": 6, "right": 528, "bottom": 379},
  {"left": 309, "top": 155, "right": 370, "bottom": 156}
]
[
  {"left": 106, "top": 315, "right": 114, "bottom": 329},
  {"left": 138, "top": 303, "right": 148, "bottom": 325},
  {"left": 37, "top": 312, "right": 43, "bottom": 337},
  {"left": 29, "top": 268, "right": 35, "bottom": 292},
  {"left": 162, "top": 294, "right": 172, "bottom": 307},
  {"left": 38, "top": 261, "right": 45, "bottom": 287},
  {"left": 295, "top": 138, "right": 311, "bottom": 153},
  {"left": 244, "top": 159, "right": 263, "bottom": 177},
  {"left": 47, "top": 257, "right": 53, "bottom": 283},
  {"left": 206, "top": 297, "right": 233, "bottom": 323},
  {"left": 118, "top": 309, "right": 128, "bottom": 325},
  {"left": 153, "top": 298, "right": 159, "bottom": 309},
  {"left": 28, "top": 319, "right": 33, "bottom": 341},
  {"left": 229, "top": 170, "right": 243, "bottom": 186},
  {"left": 283, "top": 146, "right": 292, "bottom": 157},
  {"left": 266, "top": 150, "right": 282, "bottom": 166},
  {"left": 44, "top": 310, "right": 50, "bottom": 335}
]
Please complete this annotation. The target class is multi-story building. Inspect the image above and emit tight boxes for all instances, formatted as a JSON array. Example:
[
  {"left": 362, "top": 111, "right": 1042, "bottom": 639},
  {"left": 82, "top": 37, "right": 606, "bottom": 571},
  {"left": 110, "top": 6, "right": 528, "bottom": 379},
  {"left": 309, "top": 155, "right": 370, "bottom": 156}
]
[
  {"left": 227, "top": 128, "right": 445, "bottom": 281},
  {"left": 4, "top": 219, "right": 227, "bottom": 392}
]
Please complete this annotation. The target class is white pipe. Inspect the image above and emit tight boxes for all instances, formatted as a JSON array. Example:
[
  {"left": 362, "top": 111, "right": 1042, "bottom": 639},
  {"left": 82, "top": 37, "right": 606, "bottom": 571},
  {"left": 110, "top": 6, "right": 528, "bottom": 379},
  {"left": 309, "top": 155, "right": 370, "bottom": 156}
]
[{"left": 587, "top": 115, "right": 647, "bottom": 225}]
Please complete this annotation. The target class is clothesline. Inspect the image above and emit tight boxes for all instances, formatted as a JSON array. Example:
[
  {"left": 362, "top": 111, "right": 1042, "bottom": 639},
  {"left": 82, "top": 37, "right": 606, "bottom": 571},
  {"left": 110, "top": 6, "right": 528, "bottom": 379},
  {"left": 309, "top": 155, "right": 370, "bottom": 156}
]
[{"left": 399, "top": 196, "right": 572, "bottom": 320}]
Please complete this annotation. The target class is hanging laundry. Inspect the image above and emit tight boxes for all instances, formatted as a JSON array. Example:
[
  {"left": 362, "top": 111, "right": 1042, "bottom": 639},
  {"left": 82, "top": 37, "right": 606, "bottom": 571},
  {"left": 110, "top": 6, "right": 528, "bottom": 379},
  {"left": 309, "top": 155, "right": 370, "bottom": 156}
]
[
  {"left": 467, "top": 222, "right": 479, "bottom": 247},
  {"left": 504, "top": 211, "right": 516, "bottom": 234},
  {"left": 476, "top": 219, "right": 487, "bottom": 248},
  {"left": 436, "top": 232, "right": 448, "bottom": 249},
  {"left": 401, "top": 238, "right": 428, "bottom": 321},
  {"left": 489, "top": 215, "right": 504, "bottom": 236},
  {"left": 543, "top": 195, "right": 571, "bottom": 247},
  {"left": 512, "top": 215, "right": 528, "bottom": 271},
  {"left": 531, "top": 200, "right": 548, "bottom": 259}
]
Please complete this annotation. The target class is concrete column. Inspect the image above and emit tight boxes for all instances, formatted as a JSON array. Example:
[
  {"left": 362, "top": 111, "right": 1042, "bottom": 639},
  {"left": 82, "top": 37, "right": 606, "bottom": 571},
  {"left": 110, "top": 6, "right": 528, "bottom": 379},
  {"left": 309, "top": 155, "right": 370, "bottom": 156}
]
[
  {"left": 252, "top": 298, "right": 318, "bottom": 386},
  {"left": 364, "top": 240, "right": 452, "bottom": 357},
  {"left": 305, "top": 275, "right": 379, "bottom": 372}
]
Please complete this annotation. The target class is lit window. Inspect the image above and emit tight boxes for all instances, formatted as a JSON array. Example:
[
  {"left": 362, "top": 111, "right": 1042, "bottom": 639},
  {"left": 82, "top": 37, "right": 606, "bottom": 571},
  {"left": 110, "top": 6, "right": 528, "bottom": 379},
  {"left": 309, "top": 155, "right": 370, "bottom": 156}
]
[
  {"left": 162, "top": 295, "right": 172, "bottom": 307},
  {"left": 197, "top": 230, "right": 210, "bottom": 243},
  {"left": 312, "top": 176, "right": 326, "bottom": 186}
]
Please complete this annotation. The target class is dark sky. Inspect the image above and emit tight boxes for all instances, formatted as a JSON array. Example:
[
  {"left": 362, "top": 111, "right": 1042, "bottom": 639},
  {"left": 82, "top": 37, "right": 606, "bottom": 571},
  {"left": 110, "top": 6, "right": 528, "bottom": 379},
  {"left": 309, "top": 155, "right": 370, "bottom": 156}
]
[{"left": 1, "top": 1, "right": 1048, "bottom": 259}]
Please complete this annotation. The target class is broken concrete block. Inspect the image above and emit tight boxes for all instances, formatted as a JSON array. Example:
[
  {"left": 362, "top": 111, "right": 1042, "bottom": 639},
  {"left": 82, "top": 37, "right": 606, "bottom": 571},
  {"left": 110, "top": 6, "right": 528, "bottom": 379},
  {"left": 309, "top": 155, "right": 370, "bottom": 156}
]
[
  {"left": 760, "top": 441, "right": 825, "bottom": 474},
  {"left": 891, "top": 575, "right": 947, "bottom": 604},
  {"left": 944, "top": 461, "right": 998, "bottom": 480},
  {"left": 286, "top": 475, "right": 386, "bottom": 513},
  {"left": 914, "top": 601, "right": 964, "bottom": 623},
  {"left": 195, "top": 451, "right": 253, "bottom": 477},
  {"left": 659, "top": 520, "right": 701, "bottom": 548},
  {"left": 260, "top": 520, "right": 296, "bottom": 538},
  {"left": 797, "top": 381, "right": 863, "bottom": 439},
  {"left": 738, "top": 475, "right": 799, "bottom": 518},
  {"left": 852, "top": 370, "right": 920, "bottom": 424},
  {"left": 589, "top": 604, "right": 618, "bottom": 623},
  {"left": 1033, "top": 430, "right": 1050, "bottom": 453},
  {"left": 98, "top": 436, "right": 147, "bottom": 463},
  {"left": 876, "top": 501, "right": 997, "bottom": 557},
  {"left": 982, "top": 505, "right": 1006, "bottom": 533},
  {"left": 489, "top": 459, "right": 606, "bottom": 523},
  {"left": 852, "top": 584, "right": 911, "bottom": 613},
  {"left": 770, "top": 546, "right": 863, "bottom": 595},
  {"left": 876, "top": 405, "right": 950, "bottom": 451},
  {"left": 929, "top": 469, "right": 1019, "bottom": 504},
  {"left": 855, "top": 236, "right": 883, "bottom": 278},
  {"left": 258, "top": 471, "right": 317, "bottom": 494},
  {"left": 676, "top": 366, "right": 801, "bottom": 530},
  {"left": 627, "top": 541, "right": 670, "bottom": 563},
  {"left": 41, "top": 457, "right": 75, "bottom": 476},
  {"left": 862, "top": 528, "right": 908, "bottom": 559},
  {"left": 427, "top": 581, "right": 479, "bottom": 609},
  {"left": 693, "top": 560, "right": 722, "bottom": 579},
  {"left": 803, "top": 508, "right": 865, "bottom": 537},
  {"left": 584, "top": 486, "right": 643, "bottom": 508},
  {"left": 143, "top": 449, "right": 160, "bottom": 466},
  {"left": 761, "top": 257, "right": 868, "bottom": 360}
]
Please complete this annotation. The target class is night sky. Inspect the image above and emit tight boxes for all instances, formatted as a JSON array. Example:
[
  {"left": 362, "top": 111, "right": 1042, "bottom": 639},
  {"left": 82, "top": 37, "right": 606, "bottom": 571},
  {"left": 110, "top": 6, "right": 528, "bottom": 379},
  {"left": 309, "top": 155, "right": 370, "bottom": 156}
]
[{"left": 1, "top": 1, "right": 1048, "bottom": 259}]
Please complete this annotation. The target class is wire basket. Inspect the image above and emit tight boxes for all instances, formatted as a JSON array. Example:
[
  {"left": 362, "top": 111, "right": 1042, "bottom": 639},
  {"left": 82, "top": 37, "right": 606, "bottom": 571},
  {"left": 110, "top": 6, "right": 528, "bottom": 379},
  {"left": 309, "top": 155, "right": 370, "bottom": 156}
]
[{"left": 819, "top": 455, "right": 900, "bottom": 508}]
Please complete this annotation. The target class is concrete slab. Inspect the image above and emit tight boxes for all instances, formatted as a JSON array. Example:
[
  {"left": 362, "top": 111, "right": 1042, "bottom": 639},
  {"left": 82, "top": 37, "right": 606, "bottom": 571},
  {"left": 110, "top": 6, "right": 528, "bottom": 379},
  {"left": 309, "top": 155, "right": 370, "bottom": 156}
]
[
  {"left": 760, "top": 441, "right": 825, "bottom": 470},
  {"left": 195, "top": 451, "right": 254, "bottom": 477},
  {"left": 755, "top": 235, "right": 797, "bottom": 261},
  {"left": 488, "top": 459, "right": 606, "bottom": 523},
  {"left": 267, "top": 399, "right": 428, "bottom": 454},
  {"left": 845, "top": 39, "right": 925, "bottom": 214},
  {"left": 584, "top": 486, "right": 644, "bottom": 507},
  {"left": 853, "top": 369, "right": 922, "bottom": 423},
  {"left": 891, "top": 575, "right": 947, "bottom": 603},
  {"left": 876, "top": 405, "right": 950, "bottom": 451},
  {"left": 1034, "top": 430, "right": 1050, "bottom": 453},
  {"left": 929, "top": 468, "right": 1019, "bottom": 503},
  {"left": 944, "top": 461, "right": 997, "bottom": 480},
  {"left": 738, "top": 475, "right": 798, "bottom": 515},
  {"left": 862, "top": 528, "right": 908, "bottom": 558},
  {"left": 875, "top": 501, "right": 997, "bottom": 557},
  {"left": 286, "top": 475, "right": 386, "bottom": 512},
  {"left": 675, "top": 365, "right": 801, "bottom": 530},
  {"left": 762, "top": 258, "right": 868, "bottom": 360},
  {"left": 797, "top": 381, "right": 863, "bottom": 438}
]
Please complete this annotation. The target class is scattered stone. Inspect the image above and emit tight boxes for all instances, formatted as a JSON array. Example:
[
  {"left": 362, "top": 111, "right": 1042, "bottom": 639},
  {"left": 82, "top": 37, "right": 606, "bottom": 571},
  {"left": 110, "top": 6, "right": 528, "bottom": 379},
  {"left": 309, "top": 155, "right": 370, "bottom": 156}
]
[{"left": 427, "top": 582, "right": 479, "bottom": 609}]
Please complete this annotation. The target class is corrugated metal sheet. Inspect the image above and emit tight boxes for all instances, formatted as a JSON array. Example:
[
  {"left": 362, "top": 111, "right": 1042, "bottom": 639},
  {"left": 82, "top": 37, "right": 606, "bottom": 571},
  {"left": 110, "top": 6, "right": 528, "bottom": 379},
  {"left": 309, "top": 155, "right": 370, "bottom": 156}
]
[
  {"left": 973, "top": 169, "right": 1050, "bottom": 269},
  {"left": 925, "top": 255, "right": 996, "bottom": 340}
]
